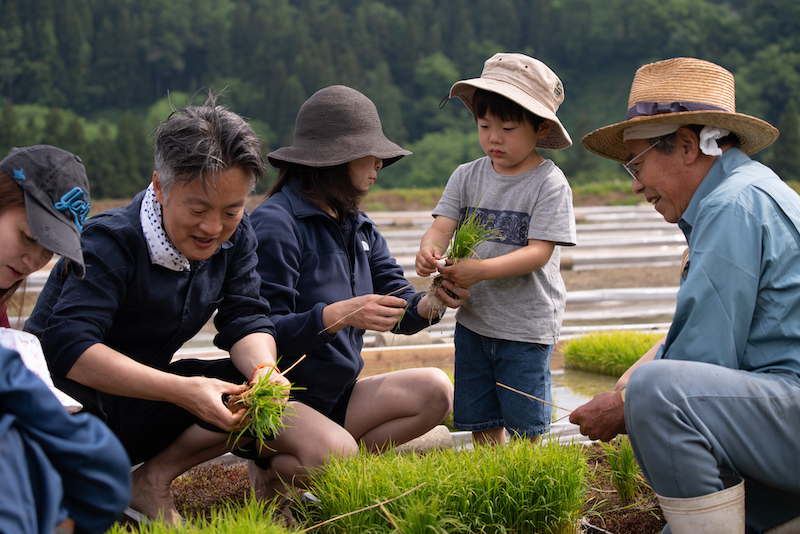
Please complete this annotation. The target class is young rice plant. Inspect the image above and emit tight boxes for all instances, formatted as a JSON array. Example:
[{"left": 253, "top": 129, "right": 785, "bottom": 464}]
[
  {"left": 563, "top": 330, "right": 664, "bottom": 377},
  {"left": 601, "top": 435, "right": 644, "bottom": 502},
  {"left": 226, "top": 367, "right": 295, "bottom": 450},
  {"left": 301, "top": 439, "right": 586, "bottom": 534},
  {"left": 426, "top": 207, "right": 500, "bottom": 317}
]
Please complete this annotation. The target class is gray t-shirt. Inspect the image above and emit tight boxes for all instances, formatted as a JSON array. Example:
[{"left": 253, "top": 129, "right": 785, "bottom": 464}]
[{"left": 432, "top": 157, "right": 576, "bottom": 344}]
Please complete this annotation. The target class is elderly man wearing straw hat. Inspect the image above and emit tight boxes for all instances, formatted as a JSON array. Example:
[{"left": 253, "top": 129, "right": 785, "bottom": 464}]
[{"left": 571, "top": 57, "right": 800, "bottom": 533}]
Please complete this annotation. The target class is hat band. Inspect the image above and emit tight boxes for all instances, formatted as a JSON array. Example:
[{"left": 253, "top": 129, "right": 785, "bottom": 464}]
[{"left": 625, "top": 101, "right": 728, "bottom": 121}]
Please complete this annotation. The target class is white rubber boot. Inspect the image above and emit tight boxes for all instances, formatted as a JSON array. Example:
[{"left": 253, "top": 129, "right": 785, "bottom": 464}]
[
  {"left": 657, "top": 476, "right": 745, "bottom": 534},
  {"left": 765, "top": 514, "right": 800, "bottom": 534}
]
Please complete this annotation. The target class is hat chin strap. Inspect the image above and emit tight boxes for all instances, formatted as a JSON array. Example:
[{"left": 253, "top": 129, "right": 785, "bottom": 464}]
[{"left": 623, "top": 124, "right": 730, "bottom": 156}]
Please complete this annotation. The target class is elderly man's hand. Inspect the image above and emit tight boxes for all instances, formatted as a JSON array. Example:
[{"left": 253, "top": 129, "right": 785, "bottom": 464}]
[{"left": 569, "top": 390, "right": 627, "bottom": 442}]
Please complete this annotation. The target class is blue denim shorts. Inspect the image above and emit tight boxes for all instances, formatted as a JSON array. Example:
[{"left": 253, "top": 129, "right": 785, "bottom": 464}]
[{"left": 453, "top": 323, "right": 553, "bottom": 438}]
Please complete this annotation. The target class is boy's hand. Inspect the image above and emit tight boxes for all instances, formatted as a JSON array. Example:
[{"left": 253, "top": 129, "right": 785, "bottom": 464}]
[
  {"left": 437, "top": 278, "right": 471, "bottom": 308},
  {"left": 439, "top": 258, "right": 484, "bottom": 287},
  {"left": 415, "top": 244, "right": 445, "bottom": 277}
]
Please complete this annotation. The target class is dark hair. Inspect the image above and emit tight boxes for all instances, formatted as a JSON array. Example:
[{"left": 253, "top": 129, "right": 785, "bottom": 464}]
[
  {"left": 153, "top": 92, "right": 265, "bottom": 199},
  {"left": 651, "top": 124, "right": 741, "bottom": 154},
  {"left": 269, "top": 163, "right": 363, "bottom": 221},
  {"left": 472, "top": 89, "right": 547, "bottom": 131},
  {"left": 0, "top": 170, "right": 26, "bottom": 304}
]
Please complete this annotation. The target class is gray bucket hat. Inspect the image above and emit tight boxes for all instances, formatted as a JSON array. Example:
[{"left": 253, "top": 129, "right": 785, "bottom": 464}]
[
  {"left": 268, "top": 85, "right": 411, "bottom": 169},
  {"left": 0, "top": 145, "right": 91, "bottom": 278}
]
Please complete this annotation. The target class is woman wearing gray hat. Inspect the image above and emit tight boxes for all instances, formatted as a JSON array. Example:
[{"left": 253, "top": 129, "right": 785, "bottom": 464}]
[
  {"left": 0, "top": 145, "right": 131, "bottom": 534},
  {"left": 248, "top": 85, "right": 469, "bottom": 511}
]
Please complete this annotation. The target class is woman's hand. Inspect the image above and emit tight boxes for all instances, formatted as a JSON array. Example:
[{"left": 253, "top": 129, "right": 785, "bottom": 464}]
[{"left": 323, "top": 294, "right": 408, "bottom": 334}]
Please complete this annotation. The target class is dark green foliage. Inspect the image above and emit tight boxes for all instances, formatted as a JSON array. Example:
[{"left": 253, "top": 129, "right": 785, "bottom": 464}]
[
  {"left": 771, "top": 99, "right": 800, "bottom": 182},
  {"left": 0, "top": 0, "right": 798, "bottom": 197},
  {"left": 0, "top": 101, "right": 18, "bottom": 156}
]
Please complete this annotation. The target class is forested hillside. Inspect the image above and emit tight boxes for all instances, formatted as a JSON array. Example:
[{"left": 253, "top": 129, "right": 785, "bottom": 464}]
[{"left": 1, "top": 0, "right": 799, "bottom": 197}]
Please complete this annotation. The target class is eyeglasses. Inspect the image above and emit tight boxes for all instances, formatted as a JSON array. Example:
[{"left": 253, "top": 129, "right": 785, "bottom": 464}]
[{"left": 623, "top": 139, "right": 662, "bottom": 180}]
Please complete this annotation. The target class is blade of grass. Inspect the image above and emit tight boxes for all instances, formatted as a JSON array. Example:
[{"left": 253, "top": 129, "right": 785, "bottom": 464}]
[
  {"left": 300, "top": 482, "right": 427, "bottom": 532},
  {"left": 496, "top": 382, "right": 573, "bottom": 413}
]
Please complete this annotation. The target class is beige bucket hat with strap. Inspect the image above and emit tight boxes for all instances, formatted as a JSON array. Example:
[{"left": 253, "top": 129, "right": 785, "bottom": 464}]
[{"left": 449, "top": 53, "right": 572, "bottom": 150}]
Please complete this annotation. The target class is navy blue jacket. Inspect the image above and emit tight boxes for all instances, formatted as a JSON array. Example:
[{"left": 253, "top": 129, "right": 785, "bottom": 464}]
[
  {"left": 250, "top": 182, "right": 437, "bottom": 414},
  {"left": 0, "top": 346, "right": 130, "bottom": 534},
  {"left": 26, "top": 190, "right": 275, "bottom": 376}
]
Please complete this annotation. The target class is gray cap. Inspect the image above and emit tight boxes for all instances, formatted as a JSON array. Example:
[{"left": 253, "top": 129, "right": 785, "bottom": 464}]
[{"left": 0, "top": 145, "right": 90, "bottom": 278}]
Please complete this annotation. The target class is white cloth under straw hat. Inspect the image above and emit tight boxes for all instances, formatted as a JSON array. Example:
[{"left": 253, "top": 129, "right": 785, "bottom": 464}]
[
  {"left": 449, "top": 53, "right": 572, "bottom": 150},
  {"left": 582, "top": 57, "right": 779, "bottom": 162}
]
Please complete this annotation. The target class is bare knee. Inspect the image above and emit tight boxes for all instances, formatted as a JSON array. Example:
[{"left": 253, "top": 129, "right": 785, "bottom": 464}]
[{"left": 420, "top": 367, "right": 454, "bottom": 421}]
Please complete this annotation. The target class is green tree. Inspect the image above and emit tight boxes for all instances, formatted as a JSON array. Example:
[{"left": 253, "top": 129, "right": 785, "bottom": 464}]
[
  {"left": 771, "top": 99, "right": 800, "bottom": 182},
  {"left": 736, "top": 44, "right": 800, "bottom": 126},
  {"left": 115, "top": 112, "right": 152, "bottom": 198},
  {"left": 18, "top": 0, "right": 60, "bottom": 105},
  {"left": 52, "top": 0, "right": 93, "bottom": 109},
  {"left": 362, "top": 61, "right": 408, "bottom": 145},
  {"left": 0, "top": 101, "right": 17, "bottom": 156},
  {"left": 41, "top": 107, "right": 63, "bottom": 147},
  {"left": 91, "top": 6, "right": 143, "bottom": 107},
  {"left": 0, "top": 1, "right": 24, "bottom": 103},
  {"left": 61, "top": 114, "right": 88, "bottom": 163},
  {"left": 85, "top": 120, "right": 118, "bottom": 198},
  {"left": 406, "top": 52, "right": 464, "bottom": 140},
  {"left": 388, "top": 127, "right": 482, "bottom": 189}
]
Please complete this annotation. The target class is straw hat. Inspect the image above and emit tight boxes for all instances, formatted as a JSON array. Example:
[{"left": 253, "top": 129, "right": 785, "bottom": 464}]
[
  {"left": 449, "top": 53, "right": 572, "bottom": 150},
  {"left": 582, "top": 57, "right": 779, "bottom": 162},
  {"left": 268, "top": 85, "right": 410, "bottom": 169}
]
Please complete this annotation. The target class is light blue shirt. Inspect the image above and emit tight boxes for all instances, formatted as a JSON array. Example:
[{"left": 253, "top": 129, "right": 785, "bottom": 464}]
[{"left": 658, "top": 148, "right": 800, "bottom": 377}]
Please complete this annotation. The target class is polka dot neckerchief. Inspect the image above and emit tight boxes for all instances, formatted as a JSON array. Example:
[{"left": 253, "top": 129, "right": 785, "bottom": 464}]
[{"left": 139, "top": 183, "right": 191, "bottom": 272}]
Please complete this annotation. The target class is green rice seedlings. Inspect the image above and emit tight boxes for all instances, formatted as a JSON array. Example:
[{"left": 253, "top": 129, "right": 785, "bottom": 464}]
[
  {"left": 226, "top": 368, "right": 295, "bottom": 450},
  {"left": 106, "top": 492, "right": 297, "bottom": 534},
  {"left": 302, "top": 439, "right": 586, "bottom": 533},
  {"left": 426, "top": 208, "right": 500, "bottom": 317},
  {"left": 563, "top": 330, "right": 664, "bottom": 377},
  {"left": 601, "top": 435, "right": 643, "bottom": 502}
]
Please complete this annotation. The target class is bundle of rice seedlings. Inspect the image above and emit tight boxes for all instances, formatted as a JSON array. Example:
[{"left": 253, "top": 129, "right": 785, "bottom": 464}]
[
  {"left": 426, "top": 208, "right": 500, "bottom": 317},
  {"left": 226, "top": 368, "right": 295, "bottom": 450},
  {"left": 601, "top": 435, "right": 644, "bottom": 502},
  {"left": 563, "top": 330, "right": 664, "bottom": 377},
  {"left": 303, "top": 439, "right": 586, "bottom": 533}
]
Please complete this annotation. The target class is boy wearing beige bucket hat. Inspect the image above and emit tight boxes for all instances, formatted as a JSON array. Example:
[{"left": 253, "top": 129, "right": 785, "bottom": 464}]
[
  {"left": 416, "top": 53, "right": 577, "bottom": 446},
  {"left": 571, "top": 57, "right": 800, "bottom": 533}
]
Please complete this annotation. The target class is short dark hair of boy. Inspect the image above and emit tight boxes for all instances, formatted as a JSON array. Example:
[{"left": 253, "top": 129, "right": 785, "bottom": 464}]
[{"left": 472, "top": 89, "right": 547, "bottom": 131}]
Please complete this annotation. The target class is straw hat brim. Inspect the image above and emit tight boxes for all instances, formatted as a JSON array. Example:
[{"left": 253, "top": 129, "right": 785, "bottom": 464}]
[
  {"left": 582, "top": 110, "right": 779, "bottom": 163},
  {"left": 450, "top": 80, "right": 573, "bottom": 151}
]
